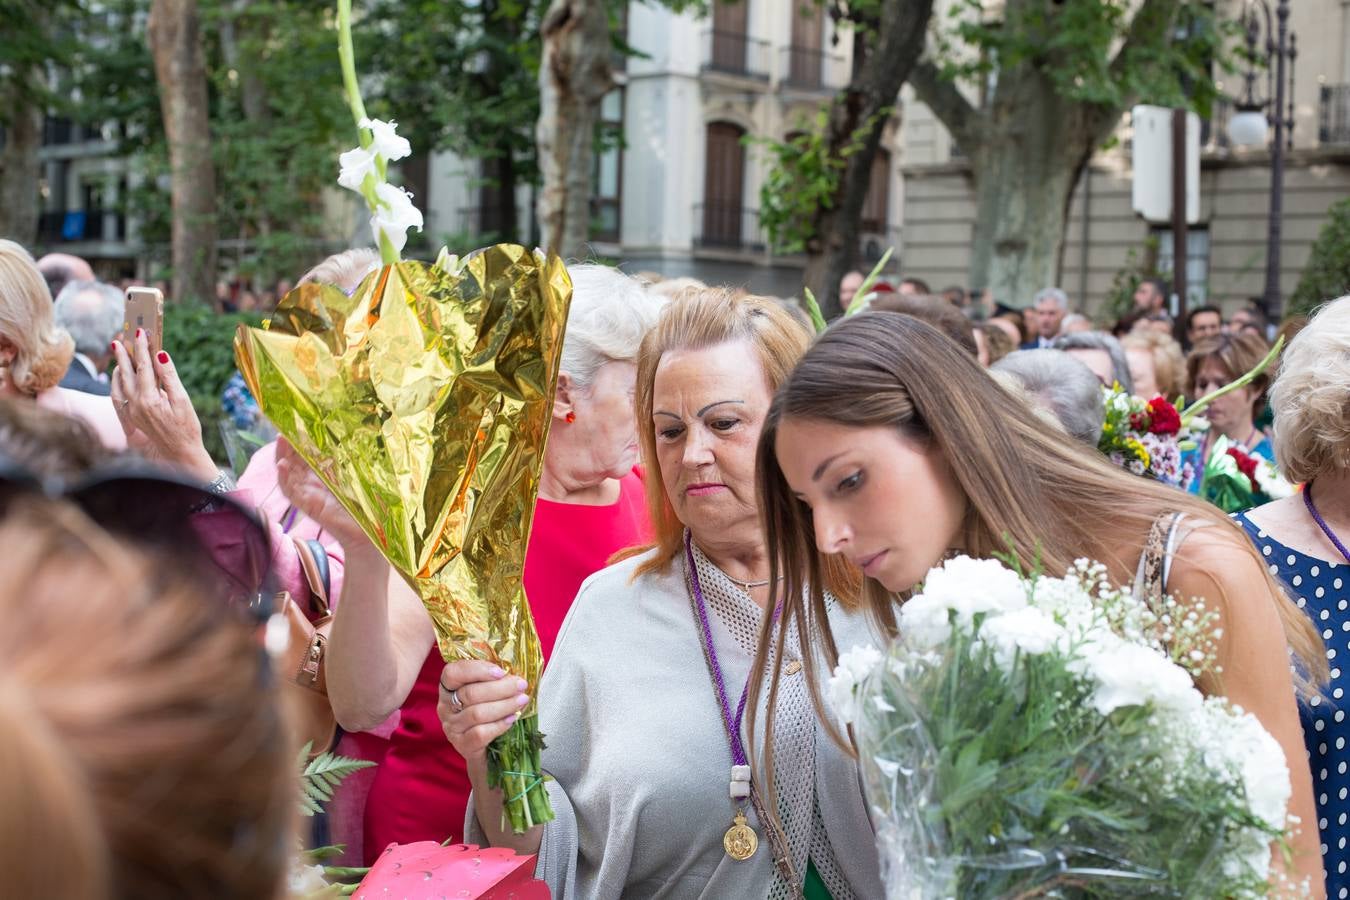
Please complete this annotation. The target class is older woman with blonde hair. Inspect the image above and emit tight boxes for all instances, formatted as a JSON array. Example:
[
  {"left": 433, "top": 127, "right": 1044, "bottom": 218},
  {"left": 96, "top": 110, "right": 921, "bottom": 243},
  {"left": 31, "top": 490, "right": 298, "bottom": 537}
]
[
  {"left": 0, "top": 240, "right": 124, "bottom": 448},
  {"left": 422, "top": 289, "right": 884, "bottom": 898},
  {"left": 1235, "top": 295, "right": 1350, "bottom": 897},
  {"left": 1122, "top": 328, "right": 1186, "bottom": 401},
  {"left": 756, "top": 312, "right": 1329, "bottom": 895}
]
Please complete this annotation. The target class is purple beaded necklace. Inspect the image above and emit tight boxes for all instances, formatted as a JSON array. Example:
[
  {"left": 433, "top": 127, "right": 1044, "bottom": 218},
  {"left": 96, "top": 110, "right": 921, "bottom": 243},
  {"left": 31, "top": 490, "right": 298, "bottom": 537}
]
[{"left": 1305, "top": 482, "right": 1350, "bottom": 565}]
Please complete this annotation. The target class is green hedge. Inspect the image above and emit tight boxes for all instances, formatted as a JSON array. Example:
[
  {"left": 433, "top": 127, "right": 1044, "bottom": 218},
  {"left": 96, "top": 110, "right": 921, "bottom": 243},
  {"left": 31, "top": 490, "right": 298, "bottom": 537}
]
[
  {"left": 1290, "top": 197, "right": 1350, "bottom": 318},
  {"left": 163, "top": 305, "right": 265, "bottom": 462}
]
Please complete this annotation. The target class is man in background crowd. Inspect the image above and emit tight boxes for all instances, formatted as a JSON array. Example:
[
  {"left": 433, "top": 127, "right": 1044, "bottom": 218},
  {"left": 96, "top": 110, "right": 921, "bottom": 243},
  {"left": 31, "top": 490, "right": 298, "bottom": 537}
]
[
  {"left": 1132, "top": 278, "right": 1168, "bottom": 314},
  {"left": 839, "top": 270, "right": 865, "bottom": 309},
  {"left": 1025, "top": 287, "right": 1070, "bottom": 349},
  {"left": 53, "top": 280, "right": 124, "bottom": 396},
  {"left": 36, "top": 252, "right": 95, "bottom": 303},
  {"left": 1184, "top": 305, "right": 1223, "bottom": 348}
]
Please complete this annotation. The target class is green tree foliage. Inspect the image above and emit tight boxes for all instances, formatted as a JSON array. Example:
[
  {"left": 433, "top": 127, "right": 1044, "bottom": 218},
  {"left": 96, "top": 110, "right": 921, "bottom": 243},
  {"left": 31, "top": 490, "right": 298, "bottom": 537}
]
[
  {"left": 163, "top": 303, "right": 263, "bottom": 460},
  {"left": 1290, "top": 197, "right": 1350, "bottom": 318},
  {"left": 79, "top": 0, "right": 351, "bottom": 287},
  {"left": 910, "top": 0, "right": 1234, "bottom": 310}
]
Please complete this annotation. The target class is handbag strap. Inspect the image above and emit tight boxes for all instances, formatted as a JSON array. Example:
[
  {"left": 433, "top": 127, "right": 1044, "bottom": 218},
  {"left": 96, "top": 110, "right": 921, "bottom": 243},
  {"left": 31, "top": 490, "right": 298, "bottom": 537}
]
[{"left": 293, "top": 537, "right": 333, "bottom": 617}]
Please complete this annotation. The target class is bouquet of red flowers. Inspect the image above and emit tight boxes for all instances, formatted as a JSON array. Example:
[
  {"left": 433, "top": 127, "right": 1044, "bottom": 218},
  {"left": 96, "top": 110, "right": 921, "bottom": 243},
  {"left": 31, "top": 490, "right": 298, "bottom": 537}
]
[{"left": 1098, "top": 390, "right": 1194, "bottom": 489}]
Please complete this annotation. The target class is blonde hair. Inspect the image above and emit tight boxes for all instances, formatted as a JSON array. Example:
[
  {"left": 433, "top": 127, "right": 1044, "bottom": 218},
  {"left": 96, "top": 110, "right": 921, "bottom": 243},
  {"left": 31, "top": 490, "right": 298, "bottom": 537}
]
[
  {"left": 0, "top": 498, "right": 294, "bottom": 899},
  {"left": 0, "top": 240, "right": 75, "bottom": 395},
  {"left": 1121, "top": 328, "right": 1186, "bottom": 400},
  {"left": 977, "top": 321, "right": 1015, "bottom": 364},
  {"left": 1271, "top": 295, "right": 1350, "bottom": 483},
  {"left": 624, "top": 287, "right": 856, "bottom": 599},
  {"left": 752, "top": 313, "right": 1327, "bottom": 792}
]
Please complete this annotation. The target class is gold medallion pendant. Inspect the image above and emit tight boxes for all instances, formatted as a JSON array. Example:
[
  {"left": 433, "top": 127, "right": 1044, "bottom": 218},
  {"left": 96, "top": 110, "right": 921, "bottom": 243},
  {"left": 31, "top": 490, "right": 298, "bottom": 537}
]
[{"left": 723, "top": 811, "right": 759, "bottom": 861}]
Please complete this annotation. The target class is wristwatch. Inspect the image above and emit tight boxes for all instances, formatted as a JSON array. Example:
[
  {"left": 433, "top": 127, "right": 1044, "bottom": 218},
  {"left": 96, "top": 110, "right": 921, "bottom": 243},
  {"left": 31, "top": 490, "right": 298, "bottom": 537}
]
[{"left": 205, "top": 471, "right": 237, "bottom": 495}]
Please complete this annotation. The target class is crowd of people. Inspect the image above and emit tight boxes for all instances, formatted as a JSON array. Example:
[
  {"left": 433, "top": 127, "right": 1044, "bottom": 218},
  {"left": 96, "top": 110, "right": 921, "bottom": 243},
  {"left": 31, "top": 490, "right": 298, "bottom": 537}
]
[{"left": 1, "top": 232, "right": 1349, "bottom": 899}]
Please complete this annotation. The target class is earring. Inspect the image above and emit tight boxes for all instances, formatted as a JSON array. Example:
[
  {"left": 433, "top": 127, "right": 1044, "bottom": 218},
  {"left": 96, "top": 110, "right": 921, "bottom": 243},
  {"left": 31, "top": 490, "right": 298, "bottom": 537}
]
[{"left": 565, "top": 412, "right": 576, "bottom": 424}]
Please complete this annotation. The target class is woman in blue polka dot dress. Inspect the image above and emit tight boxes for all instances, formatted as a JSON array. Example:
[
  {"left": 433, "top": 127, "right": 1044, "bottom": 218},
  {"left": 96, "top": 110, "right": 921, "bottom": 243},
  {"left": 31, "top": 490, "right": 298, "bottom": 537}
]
[{"left": 1236, "top": 294, "right": 1350, "bottom": 898}]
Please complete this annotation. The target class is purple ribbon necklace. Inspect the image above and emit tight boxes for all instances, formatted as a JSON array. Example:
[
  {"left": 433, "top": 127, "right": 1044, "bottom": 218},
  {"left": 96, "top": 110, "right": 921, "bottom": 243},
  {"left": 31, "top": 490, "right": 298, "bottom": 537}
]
[
  {"left": 684, "top": 531, "right": 761, "bottom": 863},
  {"left": 1304, "top": 482, "right": 1350, "bottom": 564}
]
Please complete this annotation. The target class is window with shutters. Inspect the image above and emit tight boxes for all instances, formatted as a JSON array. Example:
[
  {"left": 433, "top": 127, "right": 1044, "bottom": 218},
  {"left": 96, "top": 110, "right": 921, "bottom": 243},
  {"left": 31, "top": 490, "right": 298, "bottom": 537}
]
[
  {"left": 787, "top": 3, "right": 825, "bottom": 89},
  {"left": 701, "top": 122, "right": 747, "bottom": 248}
]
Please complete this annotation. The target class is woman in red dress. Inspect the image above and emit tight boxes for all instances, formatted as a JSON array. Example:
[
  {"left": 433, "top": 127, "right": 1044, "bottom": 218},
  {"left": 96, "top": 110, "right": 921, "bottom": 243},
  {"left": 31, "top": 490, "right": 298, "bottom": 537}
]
[{"left": 278, "top": 264, "right": 662, "bottom": 862}]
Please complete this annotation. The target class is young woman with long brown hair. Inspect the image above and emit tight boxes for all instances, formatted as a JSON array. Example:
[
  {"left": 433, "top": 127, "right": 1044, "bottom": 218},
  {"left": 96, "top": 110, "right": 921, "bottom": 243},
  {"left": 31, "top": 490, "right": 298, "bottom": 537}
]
[{"left": 751, "top": 312, "right": 1328, "bottom": 896}]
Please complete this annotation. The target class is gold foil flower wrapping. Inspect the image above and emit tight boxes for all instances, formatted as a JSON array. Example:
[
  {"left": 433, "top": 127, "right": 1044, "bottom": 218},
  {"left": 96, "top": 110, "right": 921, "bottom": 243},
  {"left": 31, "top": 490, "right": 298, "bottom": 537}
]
[{"left": 234, "top": 245, "right": 571, "bottom": 699}]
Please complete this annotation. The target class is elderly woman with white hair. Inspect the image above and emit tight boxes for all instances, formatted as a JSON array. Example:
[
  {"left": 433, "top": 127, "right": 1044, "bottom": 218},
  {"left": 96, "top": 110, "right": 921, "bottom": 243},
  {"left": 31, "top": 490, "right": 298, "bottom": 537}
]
[
  {"left": 0, "top": 240, "right": 125, "bottom": 448},
  {"left": 275, "top": 262, "right": 666, "bottom": 862},
  {"left": 1234, "top": 295, "right": 1350, "bottom": 898}
]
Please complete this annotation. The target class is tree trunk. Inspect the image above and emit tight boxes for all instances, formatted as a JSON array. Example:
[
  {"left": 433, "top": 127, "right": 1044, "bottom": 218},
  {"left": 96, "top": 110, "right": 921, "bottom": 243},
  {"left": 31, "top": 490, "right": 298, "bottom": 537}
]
[
  {"left": 149, "top": 0, "right": 218, "bottom": 304},
  {"left": 966, "top": 70, "right": 1094, "bottom": 310},
  {"left": 536, "top": 0, "right": 612, "bottom": 259},
  {"left": 0, "top": 86, "right": 43, "bottom": 247},
  {"left": 807, "top": 0, "right": 932, "bottom": 318}
]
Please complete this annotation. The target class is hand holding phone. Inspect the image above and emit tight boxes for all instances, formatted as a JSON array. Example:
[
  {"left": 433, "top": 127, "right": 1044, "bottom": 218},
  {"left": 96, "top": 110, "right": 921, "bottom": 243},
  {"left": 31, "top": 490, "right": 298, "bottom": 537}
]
[{"left": 123, "top": 287, "right": 164, "bottom": 356}]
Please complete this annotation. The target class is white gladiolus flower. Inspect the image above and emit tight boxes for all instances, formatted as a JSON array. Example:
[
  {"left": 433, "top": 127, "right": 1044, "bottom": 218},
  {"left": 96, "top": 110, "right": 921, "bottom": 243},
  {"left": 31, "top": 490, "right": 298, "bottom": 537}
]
[
  {"left": 338, "top": 145, "right": 378, "bottom": 191},
  {"left": 360, "top": 117, "right": 411, "bottom": 162},
  {"left": 370, "top": 181, "right": 424, "bottom": 253}
]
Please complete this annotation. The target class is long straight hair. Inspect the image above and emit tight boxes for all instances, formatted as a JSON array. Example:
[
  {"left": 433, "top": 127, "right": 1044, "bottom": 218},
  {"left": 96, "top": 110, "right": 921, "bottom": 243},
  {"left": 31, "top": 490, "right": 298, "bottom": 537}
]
[{"left": 748, "top": 313, "right": 1327, "bottom": 824}]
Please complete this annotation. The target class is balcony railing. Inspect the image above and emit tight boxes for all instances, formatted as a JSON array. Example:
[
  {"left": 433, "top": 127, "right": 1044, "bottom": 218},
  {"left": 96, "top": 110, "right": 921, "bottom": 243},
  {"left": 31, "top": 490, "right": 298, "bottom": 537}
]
[
  {"left": 1320, "top": 83, "right": 1350, "bottom": 145},
  {"left": 37, "top": 209, "right": 125, "bottom": 243},
  {"left": 693, "top": 202, "right": 765, "bottom": 251},
  {"left": 701, "top": 30, "right": 771, "bottom": 81},
  {"left": 780, "top": 46, "right": 844, "bottom": 91}
]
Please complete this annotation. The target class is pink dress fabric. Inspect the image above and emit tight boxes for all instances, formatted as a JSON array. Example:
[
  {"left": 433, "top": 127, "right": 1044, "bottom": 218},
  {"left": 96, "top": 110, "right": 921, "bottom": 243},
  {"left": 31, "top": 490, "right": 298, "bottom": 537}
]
[
  {"left": 35, "top": 386, "right": 127, "bottom": 451},
  {"left": 360, "top": 469, "right": 651, "bottom": 864},
  {"left": 234, "top": 439, "right": 392, "bottom": 866}
]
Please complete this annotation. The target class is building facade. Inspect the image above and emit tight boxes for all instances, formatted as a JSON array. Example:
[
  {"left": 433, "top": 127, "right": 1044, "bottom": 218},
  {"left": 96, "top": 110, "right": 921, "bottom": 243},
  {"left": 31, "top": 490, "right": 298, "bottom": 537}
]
[
  {"left": 899, "top": 0, "right": 1350, "bottom": 318},
  {"left": 424, "top": 0, "right": 903, "bottom": 298}
]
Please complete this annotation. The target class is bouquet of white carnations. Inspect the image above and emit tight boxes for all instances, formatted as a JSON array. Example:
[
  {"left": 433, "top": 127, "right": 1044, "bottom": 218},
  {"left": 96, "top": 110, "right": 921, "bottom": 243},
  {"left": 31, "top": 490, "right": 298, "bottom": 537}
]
[{"left": 831, "top": 556, "right": 1297, "bottom": 899}]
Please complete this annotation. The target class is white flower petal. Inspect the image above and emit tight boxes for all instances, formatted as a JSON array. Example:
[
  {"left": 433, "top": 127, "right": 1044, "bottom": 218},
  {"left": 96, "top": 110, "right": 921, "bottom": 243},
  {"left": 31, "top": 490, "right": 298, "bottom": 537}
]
[
  {"left": 360, "top": 117, "right": 412, "bottom": 162},
  {"left": 338, "top": 145, "right": 377, "bottom": 191}
]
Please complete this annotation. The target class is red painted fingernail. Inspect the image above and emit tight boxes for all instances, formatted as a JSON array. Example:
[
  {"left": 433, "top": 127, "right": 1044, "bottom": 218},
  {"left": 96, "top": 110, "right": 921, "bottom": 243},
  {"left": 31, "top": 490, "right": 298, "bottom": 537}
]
[
  {"left": 157, "top": 351, "right": 169, "bottom": 365},
  {"left": 110, "top": 341, "right": 118, "bottom": 353},
  {"left": 136, "top": 328, "right": 143, "bottom": 339}
]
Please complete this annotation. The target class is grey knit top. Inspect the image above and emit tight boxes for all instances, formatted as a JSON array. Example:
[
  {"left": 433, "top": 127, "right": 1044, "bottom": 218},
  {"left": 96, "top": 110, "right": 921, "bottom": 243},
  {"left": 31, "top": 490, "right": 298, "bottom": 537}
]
[{"left": 466, "top": 545, "right": 887, "bottom": 899}]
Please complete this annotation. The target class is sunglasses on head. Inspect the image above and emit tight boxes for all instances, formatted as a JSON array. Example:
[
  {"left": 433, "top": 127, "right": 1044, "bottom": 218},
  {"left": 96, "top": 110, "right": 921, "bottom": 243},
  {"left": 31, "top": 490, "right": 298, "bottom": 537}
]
[{"left": 0, "top": 459, "right": 276, "bottom": 620}]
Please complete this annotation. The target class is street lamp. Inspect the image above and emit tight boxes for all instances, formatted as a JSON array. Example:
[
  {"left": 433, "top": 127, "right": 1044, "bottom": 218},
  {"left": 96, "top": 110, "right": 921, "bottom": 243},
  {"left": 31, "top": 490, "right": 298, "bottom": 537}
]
[{"left": 1225, "top": 0, "right": 1297, "bottom": 320}]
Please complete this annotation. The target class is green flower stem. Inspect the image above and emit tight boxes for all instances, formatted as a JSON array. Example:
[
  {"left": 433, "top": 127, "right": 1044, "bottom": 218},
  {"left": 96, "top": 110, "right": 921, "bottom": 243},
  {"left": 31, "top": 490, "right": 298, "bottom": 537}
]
[
  {"left": 801, "top": 287, "right": 828, "bottom": 333},
  {"left": 1182, "top": 335, "right": 1284, "bottom": 424},
  {"left": 336, "top": 0, "right": 399, "bottom": 265},
  {"left": 845, "top": 247, "right": 895, "bottom": 317},
  {"left": 486, "top": 714, "right": 554, "bottom": 834},
  {"left": 336, "top": 0, "right": 368, "bottom": 134}
]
